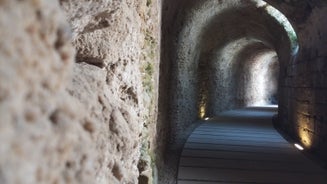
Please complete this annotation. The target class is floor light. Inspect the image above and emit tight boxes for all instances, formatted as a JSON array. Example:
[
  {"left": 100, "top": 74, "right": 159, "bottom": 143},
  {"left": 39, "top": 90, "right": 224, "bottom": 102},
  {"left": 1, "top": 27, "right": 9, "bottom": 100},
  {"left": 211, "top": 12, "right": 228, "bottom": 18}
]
[{"left": 294, "top": 143, "right": 304, "bottom": 151}]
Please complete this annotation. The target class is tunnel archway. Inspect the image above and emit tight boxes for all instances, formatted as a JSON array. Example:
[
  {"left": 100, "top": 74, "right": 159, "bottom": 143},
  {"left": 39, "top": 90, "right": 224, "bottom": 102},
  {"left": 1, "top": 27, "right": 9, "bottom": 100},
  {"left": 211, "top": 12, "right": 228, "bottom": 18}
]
[
  {"left": 158, "top": 0, "right": 302, "bottom": 183},
  {"left": 169, "top": 0, "right": 298, "bottom": 143},
  {"left": 232, "top": 43, "right": 279, "bottom": 106}
]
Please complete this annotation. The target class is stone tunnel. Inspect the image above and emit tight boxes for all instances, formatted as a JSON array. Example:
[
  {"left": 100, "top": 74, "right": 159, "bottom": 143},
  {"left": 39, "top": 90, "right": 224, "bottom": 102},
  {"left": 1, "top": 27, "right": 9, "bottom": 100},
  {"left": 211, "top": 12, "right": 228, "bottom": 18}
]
[{"left": 0, "top": 0, "right": 326, "bottom": 184}]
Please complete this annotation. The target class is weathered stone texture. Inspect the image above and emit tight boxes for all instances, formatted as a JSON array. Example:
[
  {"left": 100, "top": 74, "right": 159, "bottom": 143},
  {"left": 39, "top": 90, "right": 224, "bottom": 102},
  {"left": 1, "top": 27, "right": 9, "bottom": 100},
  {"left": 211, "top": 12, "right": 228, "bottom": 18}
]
[
  {"left": 278, "top": 5, "right": 327, "bottom": 162},
  {"left": 61, "top": 0, "right": 161, "bottom": 183},
  {"left": 0, "top": 1, "right": 95, "bottom": 183},
  {"left": 1, "top": 0, "right": 326, "bottom": 183},
  {"left": 0, "top": 0, "right": 160, "bottom": 183}
]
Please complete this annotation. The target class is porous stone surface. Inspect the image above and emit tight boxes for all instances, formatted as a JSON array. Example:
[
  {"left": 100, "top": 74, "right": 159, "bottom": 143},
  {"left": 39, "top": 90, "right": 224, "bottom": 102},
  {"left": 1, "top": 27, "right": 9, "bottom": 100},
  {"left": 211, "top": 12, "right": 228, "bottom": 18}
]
[
  {"left": 0, "top": 1, "right": 94, "bottom": 183},
  {"left": 0, "top": 0, "right": 161, "bottom": 183},
  {"left": 62, "top": 0, "right": 161, "bottom": 182},
  {"left": 1, "top": 0, "right": 326, "bottom": 184}
]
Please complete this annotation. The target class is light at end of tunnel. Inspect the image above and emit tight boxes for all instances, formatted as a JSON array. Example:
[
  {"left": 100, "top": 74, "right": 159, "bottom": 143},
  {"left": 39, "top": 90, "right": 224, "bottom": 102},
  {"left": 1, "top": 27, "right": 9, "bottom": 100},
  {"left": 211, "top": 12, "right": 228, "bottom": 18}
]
[
  {"left": 204, "top": 117, "right": 209, "bottom": 120},
  {"left": 294, "top": 143, "right": 304, "bottom": 151}
]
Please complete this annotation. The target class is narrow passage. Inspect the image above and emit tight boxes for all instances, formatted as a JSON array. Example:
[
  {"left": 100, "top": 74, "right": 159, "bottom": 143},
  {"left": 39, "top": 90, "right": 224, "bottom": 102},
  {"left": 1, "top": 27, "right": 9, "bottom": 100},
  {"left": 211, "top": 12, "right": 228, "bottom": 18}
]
[{"left": 177, "top": 106, "right": 327, "bottom": 184}]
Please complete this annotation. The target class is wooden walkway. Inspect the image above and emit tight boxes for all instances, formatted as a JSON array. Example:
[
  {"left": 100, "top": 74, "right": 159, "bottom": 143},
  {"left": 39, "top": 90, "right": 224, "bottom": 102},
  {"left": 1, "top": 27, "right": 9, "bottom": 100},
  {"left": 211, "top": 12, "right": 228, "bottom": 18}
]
[{"left": 177, "top": 106, "right": 327, "bottom": 184}]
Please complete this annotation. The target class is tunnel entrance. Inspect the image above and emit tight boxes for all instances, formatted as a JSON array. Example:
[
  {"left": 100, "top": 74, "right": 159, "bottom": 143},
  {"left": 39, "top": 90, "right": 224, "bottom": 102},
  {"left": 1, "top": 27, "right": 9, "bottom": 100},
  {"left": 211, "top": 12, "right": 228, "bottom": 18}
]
[
  {"left": 194, "top": 0, "right": 299, "bottom": 119},
  {"left": 198, "top": 41, "right": 280, "bottom": 120},
  {"left": 167, "top": 0, "right": 299, "bottom": 144},
  {"left": 235, "top": 48, "right": 279, "bottom": 106},
  {"left": 160, "top": 0, "right": 300, "bottom": 183}
]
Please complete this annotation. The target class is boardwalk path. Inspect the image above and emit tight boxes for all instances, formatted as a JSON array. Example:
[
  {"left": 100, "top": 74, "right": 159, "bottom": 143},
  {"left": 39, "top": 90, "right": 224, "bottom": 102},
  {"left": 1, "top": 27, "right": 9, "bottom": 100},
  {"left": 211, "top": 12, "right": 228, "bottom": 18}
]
[{"left": 177, "top": 106, "right": 327, "bottom": 184}]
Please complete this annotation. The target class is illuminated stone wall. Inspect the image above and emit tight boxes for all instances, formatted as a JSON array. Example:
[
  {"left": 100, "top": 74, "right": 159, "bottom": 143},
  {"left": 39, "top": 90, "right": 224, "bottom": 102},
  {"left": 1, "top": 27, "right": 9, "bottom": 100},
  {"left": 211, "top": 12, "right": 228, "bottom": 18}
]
[{"left": 272, "top": 1, "right": 327, "bottom": 162}]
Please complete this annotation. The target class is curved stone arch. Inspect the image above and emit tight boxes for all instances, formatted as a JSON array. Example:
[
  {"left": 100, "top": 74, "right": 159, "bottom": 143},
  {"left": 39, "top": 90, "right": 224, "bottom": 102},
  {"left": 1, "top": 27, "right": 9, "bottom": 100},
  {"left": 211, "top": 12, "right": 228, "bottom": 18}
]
[
  {"left": 206, "top": 40, "right": 276, "bottom": 117},
  {"left": 200, "top": 38, "right": 269, "bottom": 117},
  {"left": 232, "top": 44, "right": 278, "bottom": 106},
  {"left": 170, "top": 0, "right": 298, "bottom": 143}
]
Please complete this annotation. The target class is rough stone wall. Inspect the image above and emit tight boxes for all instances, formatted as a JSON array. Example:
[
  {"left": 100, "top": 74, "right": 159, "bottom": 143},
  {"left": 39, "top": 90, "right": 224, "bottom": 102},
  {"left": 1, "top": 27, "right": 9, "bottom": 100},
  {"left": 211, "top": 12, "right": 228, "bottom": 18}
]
[
  {"left": 0, "top": 1, "right": 94, "bottom": 183},
  {"left": 0, "top": 0, "right": 161, "bottom": 183},
  {"left": 274, "top": 1, "right": 327, "bottom": 163}
]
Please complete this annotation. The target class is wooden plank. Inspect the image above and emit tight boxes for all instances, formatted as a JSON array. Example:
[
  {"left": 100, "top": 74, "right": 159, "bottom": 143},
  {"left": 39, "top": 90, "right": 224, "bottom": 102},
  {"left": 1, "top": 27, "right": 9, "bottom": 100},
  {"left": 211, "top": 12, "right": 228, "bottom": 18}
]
[
  {"left": 200, "top": 126, "right": 273, "bottom": 130},
  {"left": 177, "top": 107, "right": 327, "bottom": 184},
  {"left": 189, "top": 135, "right": 289, "bottom": 144},
  {"left": 178, "top": 180, "right": 252, "bottom": 184},
  {"left": 199, "top": 123, "right": 273, "bottom": 129},
  {"left": 184, "top": 143, "right": 298, "bottom": 155},
  {"left": 190, "top": 134, "right": 284, "bottom": 142},
  {"left": 181, "top": 149, "right": 308, "bottom": 163},
  {"left": 178, "top": 167, "right": 327, "bottom": 184},
  {"left": 179, "top": 157, "right": 324, "bottom": 173},
  {"left": 193, "top": 129, "right": 279, "bottom": 136},
  {"left": 190, "top": 131, "right": 283, "bottom": 139},
  {"left": 187, "top": 138, "right": 291, "bottom": 147}
]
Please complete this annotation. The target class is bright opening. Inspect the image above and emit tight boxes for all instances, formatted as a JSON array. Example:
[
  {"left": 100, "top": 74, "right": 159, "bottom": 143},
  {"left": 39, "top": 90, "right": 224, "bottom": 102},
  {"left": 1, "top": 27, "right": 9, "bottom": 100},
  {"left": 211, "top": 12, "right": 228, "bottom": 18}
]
[{"left": 246, "top": 51, "right": 279, "bottom": 106}]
